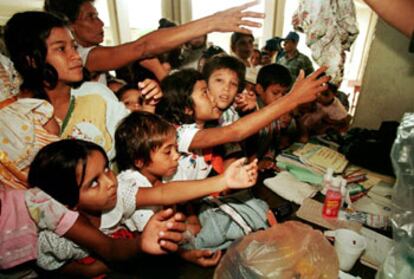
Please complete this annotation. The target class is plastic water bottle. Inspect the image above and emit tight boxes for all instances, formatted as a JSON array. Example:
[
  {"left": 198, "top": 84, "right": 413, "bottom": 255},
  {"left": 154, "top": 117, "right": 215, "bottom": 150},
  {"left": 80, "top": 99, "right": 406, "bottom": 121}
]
[{"left": 376, "top": 113, "right": 414, "bottom": 278}]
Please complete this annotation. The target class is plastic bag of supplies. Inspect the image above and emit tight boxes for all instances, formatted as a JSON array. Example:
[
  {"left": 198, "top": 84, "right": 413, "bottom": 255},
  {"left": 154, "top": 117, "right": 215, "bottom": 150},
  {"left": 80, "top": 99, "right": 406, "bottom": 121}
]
[{"left": 214, "top": 221, "right": 339, "bottom": 279}]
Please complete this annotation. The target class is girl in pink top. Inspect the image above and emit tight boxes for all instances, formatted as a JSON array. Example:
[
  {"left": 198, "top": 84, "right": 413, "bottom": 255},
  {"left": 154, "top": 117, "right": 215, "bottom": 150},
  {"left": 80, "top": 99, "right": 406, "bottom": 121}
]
[{"left": 0, "top": 186, "right": 186, "bottom": 275}]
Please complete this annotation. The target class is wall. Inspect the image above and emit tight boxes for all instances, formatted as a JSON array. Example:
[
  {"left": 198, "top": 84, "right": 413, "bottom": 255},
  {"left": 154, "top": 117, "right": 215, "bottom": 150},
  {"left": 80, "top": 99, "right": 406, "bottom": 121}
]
[
  {"left": 0, "top": 0, "right": 42, "bottom": 25},
  {"left": 352, "top": 19, "right": 414, "bottom": 129}
]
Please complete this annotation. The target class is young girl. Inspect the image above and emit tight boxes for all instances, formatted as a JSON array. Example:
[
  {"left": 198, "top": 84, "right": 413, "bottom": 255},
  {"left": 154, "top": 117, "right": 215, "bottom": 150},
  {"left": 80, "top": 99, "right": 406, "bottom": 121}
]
[
  {"left": 155, "top": 67, "right": 329, "bottom": 181},
  {"left": 4, "top": 11, "right": 161, "bottom": 160},
  {"left": 297, "top": 82, "right": 351, "bottom": 143},
  {"left": 0, "top": 184, "right": 186, "bottom": 277},
  {"left": 28, "top": 137, "right": 257, "bottom": 274}
]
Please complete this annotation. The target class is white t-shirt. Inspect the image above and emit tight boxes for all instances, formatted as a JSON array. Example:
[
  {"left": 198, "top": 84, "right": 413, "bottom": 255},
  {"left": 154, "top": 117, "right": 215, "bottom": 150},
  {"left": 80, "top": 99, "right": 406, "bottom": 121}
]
[
  {"left": 101, "top": 170, "right": 161, "bottom": 232},
  {"left": 165, "top": 124, "right": 212, "bottom": 181},
  {"left": 77, "top": 45, "right": 107, "bottom": 85}
]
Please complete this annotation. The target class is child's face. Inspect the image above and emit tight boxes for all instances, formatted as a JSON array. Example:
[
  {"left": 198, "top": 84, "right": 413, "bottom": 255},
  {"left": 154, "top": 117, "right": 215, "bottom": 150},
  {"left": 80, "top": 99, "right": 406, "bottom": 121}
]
[
  {"left": 262, "top": 84, "right": 289, "bottom": 105},
  {"left": 45, "top": 27, "right": 83, "bottom": 84},
  {"left": 317, "top": 90, "right": 335, "bottom": 106},
  {"left": 121, "top": 89, "right": 143, "bottom": 112},
  {"left": 233, "top": 35, "right": 254, "bottom": 60},
  {"left": 140, "top": 132, "right": 180, "bottom": 180},
  {"left": 191, "top": 80, "right": 221, "bottom": 124},
  {"left": 207, "top": 68, "right": 239, "bottom": 110},
  {"left": 77, "top": 150, "right": 118, "bottom": 213},
  {"left": 250, "top": 51, "right": 261, "bottom": 66}
]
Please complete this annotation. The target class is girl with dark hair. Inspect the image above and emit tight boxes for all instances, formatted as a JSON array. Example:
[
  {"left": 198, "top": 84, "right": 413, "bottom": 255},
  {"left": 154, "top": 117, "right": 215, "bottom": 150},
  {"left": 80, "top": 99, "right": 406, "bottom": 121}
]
[
  {"left": 4, "top": 11, "right": 153, "bottom": 161},
  {"left": 29, "top": 137, "right": 257, "bottom": 272},
  {"left": 156, "top": 67, "right": 330, "bottom": 181}
]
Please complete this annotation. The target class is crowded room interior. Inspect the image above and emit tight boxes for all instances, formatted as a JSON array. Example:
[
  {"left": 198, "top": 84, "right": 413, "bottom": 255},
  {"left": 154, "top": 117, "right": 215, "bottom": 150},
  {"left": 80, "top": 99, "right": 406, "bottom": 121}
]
[{"left": 0, "top": 0, "right": 413, "bottom": 278}]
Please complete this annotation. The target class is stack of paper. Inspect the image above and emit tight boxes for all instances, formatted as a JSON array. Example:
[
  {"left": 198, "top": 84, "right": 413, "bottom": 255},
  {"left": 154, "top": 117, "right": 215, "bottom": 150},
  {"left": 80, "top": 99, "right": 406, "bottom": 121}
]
[{"left": 293, "top": 143, "right": 348, "bottom": 174}]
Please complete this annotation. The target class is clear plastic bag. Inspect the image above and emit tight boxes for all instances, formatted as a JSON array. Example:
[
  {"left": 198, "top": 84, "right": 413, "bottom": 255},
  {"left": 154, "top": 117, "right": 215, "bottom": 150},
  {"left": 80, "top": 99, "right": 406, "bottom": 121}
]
[
  {"left": 376, "top": 113, "right": 414, "bottom": 278},
  {"left": 214, "top": 221, "right": 339, "bottom": 279}
]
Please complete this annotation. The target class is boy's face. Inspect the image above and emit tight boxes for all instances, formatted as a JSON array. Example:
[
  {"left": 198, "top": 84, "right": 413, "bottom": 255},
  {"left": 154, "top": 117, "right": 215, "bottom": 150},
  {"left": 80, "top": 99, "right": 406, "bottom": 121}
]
[
  {"left": 140, "top": 132, "right": 180, "bottom": 181},
  {"left": 191, "top": 80, "right": 221, "bottom": 124},
  {"left": 120, "top": 89, "right": 143, "bottom": 112},
  {"left": 233, "top": 35, "right": 254, "bottom": 60},
  {"left": 317, "top": 90, "right": 335, "bottom": 106},
  {"left": 262, "top": 84, "right": 289, "bottom": 105},
  {"left": 207, "top": 68, "right": 239, "bottom": 110}
]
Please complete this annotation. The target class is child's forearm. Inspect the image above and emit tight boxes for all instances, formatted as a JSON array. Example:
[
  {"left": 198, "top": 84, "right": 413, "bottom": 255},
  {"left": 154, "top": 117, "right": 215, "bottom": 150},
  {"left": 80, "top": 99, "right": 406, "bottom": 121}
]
[
  {"left": 64, "top": 215, "right": 141, "bottom": 261},
  {"left": 190, "top": 94, "right": 297, "bottom": 149},
  {"left": 136, "top": 175, "right": 227, "bottom": 206},
  {"left": 190, "top": 68, "right": 330, "bottom": 150}
]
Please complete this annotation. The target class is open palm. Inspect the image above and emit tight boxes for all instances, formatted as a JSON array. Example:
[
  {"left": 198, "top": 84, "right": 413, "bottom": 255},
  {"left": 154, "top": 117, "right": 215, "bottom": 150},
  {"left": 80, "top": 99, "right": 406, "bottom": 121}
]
[{"left": 224, "top": 158, "right": 258, "bottom": 189}]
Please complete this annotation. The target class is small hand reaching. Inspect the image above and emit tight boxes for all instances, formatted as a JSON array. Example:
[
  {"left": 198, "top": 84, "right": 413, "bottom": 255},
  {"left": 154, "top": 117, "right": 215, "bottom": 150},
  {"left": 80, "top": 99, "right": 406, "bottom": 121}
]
[
  {"left": 138, "top": 79, "right": 163, "bottom": 110},
  {"left": 288, "top": 67, "right": 330, "bottom": 106},
  {"left": 224, "top": 158, "right": 258, "bottom": 189},
  {"left": 140, "top": 208, "right": 186, "bottom": 255},
  {"left": 235, "top": 89, "right": 257, "bottom": 112}
]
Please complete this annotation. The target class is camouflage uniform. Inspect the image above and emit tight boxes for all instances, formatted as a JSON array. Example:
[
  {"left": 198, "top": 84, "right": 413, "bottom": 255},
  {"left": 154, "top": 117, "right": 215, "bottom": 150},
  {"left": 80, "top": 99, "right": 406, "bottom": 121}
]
[{"left": 278, "top": 50, "right": 314, "bottom": 79}]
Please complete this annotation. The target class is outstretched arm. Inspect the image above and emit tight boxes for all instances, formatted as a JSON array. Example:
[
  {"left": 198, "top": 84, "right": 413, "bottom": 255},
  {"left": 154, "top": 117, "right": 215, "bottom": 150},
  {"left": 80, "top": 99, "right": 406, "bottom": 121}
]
[
  {"left": 64, "top": 209, "right": 186, "bottom": 260},
  {"left": 363, "top": 0, "right": 414, "bottom": 37},
  {"left": 189, "top": 67, "right": 330, "bottom": 150},
  {"left": 85, "top": 1, "right": 264, "bottom": 72},
  {"left": 136, "top": 158, "right": 258, "bottom": 206}
]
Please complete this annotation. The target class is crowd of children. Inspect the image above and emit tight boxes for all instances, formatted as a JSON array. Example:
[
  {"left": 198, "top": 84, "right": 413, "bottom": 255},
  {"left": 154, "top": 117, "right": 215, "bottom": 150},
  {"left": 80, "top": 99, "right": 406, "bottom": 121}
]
[{"left": 0, "top": 0, "right": 351, "bottom": 277}]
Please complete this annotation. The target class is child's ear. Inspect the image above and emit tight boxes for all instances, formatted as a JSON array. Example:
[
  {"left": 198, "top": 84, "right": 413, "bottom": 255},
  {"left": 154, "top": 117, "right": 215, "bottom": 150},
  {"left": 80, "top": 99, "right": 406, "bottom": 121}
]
[
  {"left": 184, "top": 106, "right": 194, "bottom": 116},
  {"left": 134, "top": 159, "right": 144, "bottom": 169}
]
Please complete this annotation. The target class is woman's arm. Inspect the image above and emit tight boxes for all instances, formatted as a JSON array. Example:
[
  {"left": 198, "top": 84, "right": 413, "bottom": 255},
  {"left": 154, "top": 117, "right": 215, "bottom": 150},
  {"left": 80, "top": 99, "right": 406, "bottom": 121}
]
[
  {"left": 189, "top": 67, "right": 330, "bottom": 149},
  {"left": 136, "top": 158, "right": 258, "bottom": 206},
  {"left": 84, "top": 1, "right": 264, "bottom": 72}
]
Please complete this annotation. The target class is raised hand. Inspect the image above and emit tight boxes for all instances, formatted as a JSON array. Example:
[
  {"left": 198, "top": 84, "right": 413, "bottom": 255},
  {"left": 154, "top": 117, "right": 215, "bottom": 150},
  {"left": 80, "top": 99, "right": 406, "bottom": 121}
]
[
  {"left": 288, "top": 67, "right": 330, "bottom": 106},
  {"left": 138, "top": 78, "right": 163, "bottom": 111},
  {"left": 140, "top": 208, "right": 186, "bottom": 255},
  {"left": 224, "top": 158, "right": 258, "bottom": 189},
  {"left": 209, "top": 0, "right": 264, "bottom": 34}
]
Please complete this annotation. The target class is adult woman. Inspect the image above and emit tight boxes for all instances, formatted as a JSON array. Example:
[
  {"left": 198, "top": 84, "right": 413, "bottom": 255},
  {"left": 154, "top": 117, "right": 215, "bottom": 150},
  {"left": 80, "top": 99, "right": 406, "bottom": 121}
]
[{"left": 44, "top": 0, "right": 264, "bottom": 84}]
